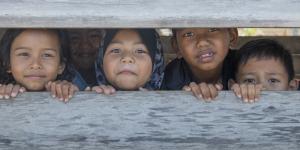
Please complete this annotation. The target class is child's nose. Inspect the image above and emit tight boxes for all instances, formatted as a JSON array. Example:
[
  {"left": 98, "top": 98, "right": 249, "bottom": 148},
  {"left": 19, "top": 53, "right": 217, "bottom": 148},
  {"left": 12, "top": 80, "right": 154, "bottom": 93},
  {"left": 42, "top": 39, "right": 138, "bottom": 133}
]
[
  {"left": 196, "top": 36, "right": 210, "bottom": 48},
  {"left": 121, "top": 55, "right": 135, "bottom": 64},
  {"left": 30, "top": 59, "right": 42, "bottom": 69}
]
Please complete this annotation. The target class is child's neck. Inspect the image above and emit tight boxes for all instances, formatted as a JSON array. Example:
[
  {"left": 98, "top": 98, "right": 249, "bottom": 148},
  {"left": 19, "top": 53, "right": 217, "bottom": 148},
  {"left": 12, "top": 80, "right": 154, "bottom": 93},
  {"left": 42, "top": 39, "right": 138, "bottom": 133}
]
[{"left": 190, "top": 63, "right": 223, "bottom": 84}]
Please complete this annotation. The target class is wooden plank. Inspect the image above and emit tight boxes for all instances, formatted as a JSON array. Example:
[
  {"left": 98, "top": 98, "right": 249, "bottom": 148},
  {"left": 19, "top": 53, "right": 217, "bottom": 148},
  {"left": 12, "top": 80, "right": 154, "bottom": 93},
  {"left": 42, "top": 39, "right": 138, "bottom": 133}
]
[
  {"left": 0, "top": 0, "right": 300, "bottom": 28},
  {"left": 0, "top": 91, "right": 299, "bottom": 149}
]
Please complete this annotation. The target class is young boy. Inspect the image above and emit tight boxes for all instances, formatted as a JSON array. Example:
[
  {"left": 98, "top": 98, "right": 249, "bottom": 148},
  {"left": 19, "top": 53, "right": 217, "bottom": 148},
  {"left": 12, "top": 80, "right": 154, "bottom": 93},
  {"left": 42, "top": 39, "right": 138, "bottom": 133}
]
[
  {"left": 229, "top": 39, "right": 299, "bottom": 103},
  {"left": 161, "top": 28, "right": 238, "bottom": 101}
]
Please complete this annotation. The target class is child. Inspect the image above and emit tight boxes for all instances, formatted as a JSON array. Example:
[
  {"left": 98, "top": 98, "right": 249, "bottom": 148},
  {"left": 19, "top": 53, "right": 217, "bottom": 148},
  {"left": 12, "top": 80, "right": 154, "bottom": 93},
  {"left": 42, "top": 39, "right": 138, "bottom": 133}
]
[
  {"left": 91, "top": 29, "right": 164, "bottom": 94},
  {"left": 161, "top": 28, "right": 238, "bottom": 101},
  {"left": 0, "top": 29, "right": 78, "bottom": 102},
  {"left": 67, "top": 29, "right": 105, "bottom": 90},
  {"left": 230, "top": 39, "right": 299, "bottom": 103}
]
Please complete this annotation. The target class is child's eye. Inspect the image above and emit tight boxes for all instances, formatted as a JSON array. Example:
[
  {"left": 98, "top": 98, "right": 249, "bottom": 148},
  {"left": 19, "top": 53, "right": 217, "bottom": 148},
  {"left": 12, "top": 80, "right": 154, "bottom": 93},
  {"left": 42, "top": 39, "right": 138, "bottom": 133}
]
[
  {"left": 17, "top": 52, "right": 29, "bottom": 57},
  {"left": 183, "top": 32, "right": 194, "bottom": 38},
  {"left": 135, "top": 49, "right": 147, "bottom": 54},
  {"left": 110, "top": 48, "right": 120, "bottom": 53},
  {"left": 268, "top": 78, "right": 280, "bottom": 84},
  {"left": 42, "top": 53, "right": 54, "bottom": 58},
  {"left": 208, "top": 28, "right": 220, "bottom": 32},
  {"left": 243, "top": 79, "right": 256, "bottom": 84}
]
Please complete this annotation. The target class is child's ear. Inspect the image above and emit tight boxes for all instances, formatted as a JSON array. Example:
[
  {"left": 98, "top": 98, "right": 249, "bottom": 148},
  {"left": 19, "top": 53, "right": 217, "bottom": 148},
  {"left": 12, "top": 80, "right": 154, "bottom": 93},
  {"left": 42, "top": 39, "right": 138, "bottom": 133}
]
[
  {"left": 58, "top": 63, "right": 66, "bottom": 75},
  {"left": 228, "top": 28, "right": 238, "bottom": 49},
  {"left": 228, "top": 79, "right": 236, "bottom": 90},
  {"left": 288, "top": 79, "right": 299, "bottom": 91},
  {"left": 171, "top": 36, "right": 182, "bottom": 58}
]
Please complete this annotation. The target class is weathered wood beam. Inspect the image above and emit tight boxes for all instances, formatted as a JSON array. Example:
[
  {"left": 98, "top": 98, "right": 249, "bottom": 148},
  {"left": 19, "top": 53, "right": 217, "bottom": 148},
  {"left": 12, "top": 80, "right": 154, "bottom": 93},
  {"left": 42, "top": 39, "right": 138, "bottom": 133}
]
[
  {"left": 0, "top": 91, "right": 299, "bottom": 149},
  {"left": 0, "top": 0, "right": 300, "bottom": 28}
]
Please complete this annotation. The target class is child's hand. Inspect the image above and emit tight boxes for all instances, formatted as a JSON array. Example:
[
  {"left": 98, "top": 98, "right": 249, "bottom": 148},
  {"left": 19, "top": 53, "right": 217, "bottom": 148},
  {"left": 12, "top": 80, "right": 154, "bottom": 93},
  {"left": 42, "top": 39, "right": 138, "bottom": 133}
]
[
  {"left": 0, "top": 84, "right": 26, "bottom": 99},
  {"left": 138, "top": 87, "right": 149, "bottom": 91},
  {"left": 90, "top": 85, "right": 116, "bottom": 95},
  {"left": 45, "top": 80, "right": 79, "bottom": 102},
  {"left": 182, "top": 82, "right": 222, "bottom": 101},
  {"left": 230, "top": 83, "right": 263, "bottom": 103}
]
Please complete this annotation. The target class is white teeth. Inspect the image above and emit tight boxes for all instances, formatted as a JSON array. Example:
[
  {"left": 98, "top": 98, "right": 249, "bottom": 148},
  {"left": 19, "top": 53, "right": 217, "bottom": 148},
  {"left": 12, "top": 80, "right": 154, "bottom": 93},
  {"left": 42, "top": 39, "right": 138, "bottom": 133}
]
[{"left": 201, "top": 52, "right": 213, "bottom": 58}]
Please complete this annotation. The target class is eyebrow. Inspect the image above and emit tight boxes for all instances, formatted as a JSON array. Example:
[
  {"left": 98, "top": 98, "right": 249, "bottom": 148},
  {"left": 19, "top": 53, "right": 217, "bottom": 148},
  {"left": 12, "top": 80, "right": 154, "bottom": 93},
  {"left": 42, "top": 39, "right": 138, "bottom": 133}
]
[
  {"left": 13, "top": 47, "right": 30, "bottom": 51},
  {"left": 110, "top": 40, "right": 144, "bottom": 45},
  {"left": 240, "top": 72, "right": 285, "bottom": 76},
  {"left": 13, "top": 47, "right": 58, "bottom": 52},
  {"left": 266, "top": 72, "right": 285, "bottom": 76}
]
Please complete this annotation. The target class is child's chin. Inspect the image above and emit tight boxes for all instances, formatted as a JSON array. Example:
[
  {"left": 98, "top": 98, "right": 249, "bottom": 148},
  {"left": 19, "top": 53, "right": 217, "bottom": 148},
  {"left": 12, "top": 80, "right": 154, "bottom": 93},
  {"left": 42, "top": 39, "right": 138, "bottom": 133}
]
[{"left": 24, "top": 84, "right": 45, "bottom": 91}]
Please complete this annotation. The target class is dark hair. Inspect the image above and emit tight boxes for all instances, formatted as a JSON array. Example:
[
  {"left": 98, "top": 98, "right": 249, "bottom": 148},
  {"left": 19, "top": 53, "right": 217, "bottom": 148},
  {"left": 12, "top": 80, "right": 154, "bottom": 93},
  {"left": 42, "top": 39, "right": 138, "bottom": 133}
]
[
  {"left": 234, "top": 39, "right": 295, "bottom": 81},
  {"left": 0, "top": 29, "right": 74, "bottom": 84}
]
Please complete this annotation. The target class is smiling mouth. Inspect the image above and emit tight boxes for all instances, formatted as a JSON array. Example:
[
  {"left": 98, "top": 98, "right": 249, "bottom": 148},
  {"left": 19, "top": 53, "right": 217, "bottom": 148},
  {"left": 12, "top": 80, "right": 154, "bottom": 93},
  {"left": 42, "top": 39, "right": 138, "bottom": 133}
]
[
  {"left": 24, "top": 75, "right": 46, "bottom": 80},
  {"left": 196, "top": 50, "right": 215, "bottom": 63}
]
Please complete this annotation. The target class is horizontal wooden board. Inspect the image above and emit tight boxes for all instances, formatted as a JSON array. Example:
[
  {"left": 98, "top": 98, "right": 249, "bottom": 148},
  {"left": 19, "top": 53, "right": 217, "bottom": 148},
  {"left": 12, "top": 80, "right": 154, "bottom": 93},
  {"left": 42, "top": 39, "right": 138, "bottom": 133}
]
[
  {"left": 0, "top": 0, "right": 300, "bottom": 28},
  {"left": 0, "top": 91, "right": 300, "bottom": 149}
]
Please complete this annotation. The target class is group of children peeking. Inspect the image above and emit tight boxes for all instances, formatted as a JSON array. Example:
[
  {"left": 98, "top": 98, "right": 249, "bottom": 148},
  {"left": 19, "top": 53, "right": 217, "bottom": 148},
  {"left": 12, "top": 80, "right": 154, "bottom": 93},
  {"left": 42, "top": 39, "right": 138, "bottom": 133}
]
[{"left": 0, "top": 28, "right": 298, "bottom": 103}]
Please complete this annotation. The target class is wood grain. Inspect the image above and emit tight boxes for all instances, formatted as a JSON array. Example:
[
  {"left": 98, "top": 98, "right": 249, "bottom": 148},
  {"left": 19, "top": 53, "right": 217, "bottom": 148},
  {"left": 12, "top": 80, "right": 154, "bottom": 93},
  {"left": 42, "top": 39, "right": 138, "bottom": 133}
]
[{"left": 0, "top": 91, "right": 299, "bottom": 149}]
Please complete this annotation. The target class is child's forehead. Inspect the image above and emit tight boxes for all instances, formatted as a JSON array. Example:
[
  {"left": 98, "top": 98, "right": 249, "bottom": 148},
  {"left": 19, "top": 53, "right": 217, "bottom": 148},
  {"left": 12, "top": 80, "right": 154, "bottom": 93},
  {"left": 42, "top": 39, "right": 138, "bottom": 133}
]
[
  {"left": 12, "top": 30, "right": 60, "bottom": 50},
  {"left": 240, "top": 57, "right": 286, "bottom": 72}
]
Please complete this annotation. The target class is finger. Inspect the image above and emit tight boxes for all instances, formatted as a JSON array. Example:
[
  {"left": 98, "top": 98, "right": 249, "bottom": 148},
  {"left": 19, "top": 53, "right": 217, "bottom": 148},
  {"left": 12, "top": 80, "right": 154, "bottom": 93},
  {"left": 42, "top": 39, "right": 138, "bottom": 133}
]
[
  {"left": 199, "top": 83, "right": 210, "bottom": 101},
  {"left": 61, "top": 83, "right": 70, "bottom": 102},
  {"left": 215, "top": 83, "right": 223, "bottom": 91},
  {"left": 68, "top": 85, "right": 79, "bottom": 100},
  {"left": 139, "top": 87, "right": 148, "bottom": 91},
  {"left": 50, "top": 81, "right": 57, "bottom": 98},
  {"left": 19, "top": 87, "right": 26, "bottom": 93},
  {"left": 182, "top": 85, "right": 191, "bottom": 91},
  {"left": 108, "top": 85, "right": 116, "bottom": 94},
  {"left": 255, "top": 84, "right": 262, "bottom": 102},
  {"left": 247, "top": 84, "right": 255, "bottom": 103},
  {"left": 85, "top": 86, "right": 91, "bottom": 91},
  {"left": 240, "top": 84, "right": 248, "bottom": 103},
  {"left": 11, "top": 84, "right": 21, "bottom": 98},
  {"left": 45, "top": 81, "right": 52, "bottom": 91},
  {"left": 4, "top": 84, "right": 14, "bottom": 99},
  {"left": 190, "top": 82, "right": 202, "bottom": 100},
  {"left": 208, "top": 84, "right": 218, "bottom": 100},
  {"left": 0, "top": 85, "right": 5, "bottom": 99},
  {"left": 55, "top": 82, "right": 63, "bottom": 101},
  {"left": 92, "top": 86, "right": 103, "bottom": 93},
  {"left": 231, "top": 84, "right": 242, "bottom": 99},
  {"left": 101, "top": 85, "right": 112, "bottom": 95}
]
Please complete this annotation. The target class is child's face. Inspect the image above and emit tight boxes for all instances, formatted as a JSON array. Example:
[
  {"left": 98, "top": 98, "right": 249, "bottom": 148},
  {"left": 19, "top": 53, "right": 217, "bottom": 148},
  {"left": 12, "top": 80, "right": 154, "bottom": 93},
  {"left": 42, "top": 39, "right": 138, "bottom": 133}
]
[
  {"left": 175, "top": 28, "right": 237, "bottom": 71},
  {"left": 103, "top": 29, "right": 152, "bottom": 90},
  {"left": 68, "top": 29, "right": 102, "bottom": 70},
  {"left": 10, "top": 29, "right": 65, "bottom": 91},
  {"left": 236, "top": 58, "right": 294, "bottom": 90}
]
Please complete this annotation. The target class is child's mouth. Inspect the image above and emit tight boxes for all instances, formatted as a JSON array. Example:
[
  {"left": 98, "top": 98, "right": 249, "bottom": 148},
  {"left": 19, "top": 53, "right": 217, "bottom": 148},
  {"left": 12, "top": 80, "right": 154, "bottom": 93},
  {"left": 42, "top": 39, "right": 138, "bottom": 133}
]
[
  {"left": 24, "top": 75, "right": 46, "bottom": 80},
  {"left": 197, "top": 50, "right": 215, "bottom": 63}
]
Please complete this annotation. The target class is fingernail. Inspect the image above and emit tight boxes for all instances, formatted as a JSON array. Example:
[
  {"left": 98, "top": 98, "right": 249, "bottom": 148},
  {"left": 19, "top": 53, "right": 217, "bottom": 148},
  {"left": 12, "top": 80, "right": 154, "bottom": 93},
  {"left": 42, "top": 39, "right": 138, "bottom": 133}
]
[
  {"left": 5, "top": 95, "right": 9, "bottom": 99},
  {"left": 69, "top": 95, "right": 72, "bottom": 98},
  {"left": 208, "top": 98, "right": 212, "bottom": 101},
  {"left": 198, "top": 94, "right": 203, "bottom": 98},
  {"left": 255, "top": 98, "right": 258, "bottom": 101},
  {"left": 52, "top": 95, "right": 56, "bottom": 98},
  {"left": 0, "top": 95, "right": 3, "bottom": 99},
  {"left": 60, "top": 98, "right": 63, "bottom": 101},
  {"left": 238, "top": 95, "right": 241, "bottom": 98},
  {"left": 11, "top": 93, "right": 17, "bottom": 97}
]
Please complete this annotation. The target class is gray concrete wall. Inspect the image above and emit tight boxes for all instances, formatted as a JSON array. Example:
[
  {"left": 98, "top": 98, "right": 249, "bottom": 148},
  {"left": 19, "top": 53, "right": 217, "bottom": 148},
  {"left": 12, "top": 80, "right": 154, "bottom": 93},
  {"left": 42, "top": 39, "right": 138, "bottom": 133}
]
[{"left": 0, "top": 91, "right": 299, "bottom": 149}]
